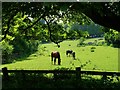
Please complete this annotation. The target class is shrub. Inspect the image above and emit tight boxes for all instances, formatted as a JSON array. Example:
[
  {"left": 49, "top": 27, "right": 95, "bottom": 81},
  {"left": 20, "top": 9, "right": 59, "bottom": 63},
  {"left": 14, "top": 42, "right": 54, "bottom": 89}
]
[
  {"left": 91, "top": 49, "right": 94, "bottom": 52},
  {"left": 87, "top": 42, "right": 93, "bottom": 45},
  {"left": 12, "top": 37, "right": 39, "bottom": 57},
  {"left": 0, "top": 40, "right": 14, "bottom": 64},
  {"left": 77, "top": 37, "right": 85, "bottom": 46},
  {"left": 104, "top": 29, "right": 120, "bottom": 48},
  {"left": 90, "top": 47, "right": 96, "bottom": 52},
  {"left": 1, "top": 36, "right": 40, "bottom": 64},
  {"left": 97, "top": 41, "right": 105, "bottom": 46},
  {"left": 91, "top": 47, "right": 96, "bottom": 49},
  {"left": 93, "top": 40, "right": 98, "bottom": 45}
]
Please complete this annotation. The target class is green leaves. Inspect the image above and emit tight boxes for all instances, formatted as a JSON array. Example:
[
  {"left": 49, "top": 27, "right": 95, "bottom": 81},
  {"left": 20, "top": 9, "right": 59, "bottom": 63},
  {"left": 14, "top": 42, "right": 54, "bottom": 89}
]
[{"left": 104, "top": 29, "right": 120, "bottom": 47}]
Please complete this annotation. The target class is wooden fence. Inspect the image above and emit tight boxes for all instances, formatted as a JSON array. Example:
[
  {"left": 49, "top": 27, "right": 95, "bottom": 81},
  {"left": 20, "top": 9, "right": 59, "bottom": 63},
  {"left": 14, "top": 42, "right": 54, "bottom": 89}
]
[{"left": 1, "top": 67, "right": 120, "bottom": 80}]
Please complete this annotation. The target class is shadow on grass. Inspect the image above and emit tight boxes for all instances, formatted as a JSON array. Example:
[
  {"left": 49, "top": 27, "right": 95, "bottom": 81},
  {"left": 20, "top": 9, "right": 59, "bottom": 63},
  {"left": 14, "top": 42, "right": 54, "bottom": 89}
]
[{"left": 2, "top": 51, "right": 39, "bottom": 64}]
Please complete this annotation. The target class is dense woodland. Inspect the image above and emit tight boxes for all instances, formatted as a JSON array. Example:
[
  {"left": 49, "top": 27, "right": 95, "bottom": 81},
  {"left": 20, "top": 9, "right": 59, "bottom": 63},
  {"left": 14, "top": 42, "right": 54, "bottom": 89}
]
[{"left": 1, "top": 2, "right": 120, "bottom": 64}]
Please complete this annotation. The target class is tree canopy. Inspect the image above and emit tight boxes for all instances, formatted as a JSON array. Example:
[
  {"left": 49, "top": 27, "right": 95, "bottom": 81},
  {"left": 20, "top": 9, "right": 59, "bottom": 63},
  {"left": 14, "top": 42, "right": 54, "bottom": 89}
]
[
  {"left": 1, "top": 2, "right": 120, "bottom": 64},
  {"left": 2, "top": 2, "right": 120, "bottom": 41},
  {"left": 70, "top": 2, "right": 120, "bottom": 31}
]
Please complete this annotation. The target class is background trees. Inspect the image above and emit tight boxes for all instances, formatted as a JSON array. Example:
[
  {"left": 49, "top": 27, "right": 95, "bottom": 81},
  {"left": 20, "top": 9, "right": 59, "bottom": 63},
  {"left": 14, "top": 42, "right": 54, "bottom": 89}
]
[{"left": 2, "top": 2, "right": 120, "bottom": 40}]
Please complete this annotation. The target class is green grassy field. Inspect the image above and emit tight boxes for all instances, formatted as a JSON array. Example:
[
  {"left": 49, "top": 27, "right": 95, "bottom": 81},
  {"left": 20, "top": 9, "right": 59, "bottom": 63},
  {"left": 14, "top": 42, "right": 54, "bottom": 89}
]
[{"left": 0, "top": 38, "right": 118, "bottom": 71}]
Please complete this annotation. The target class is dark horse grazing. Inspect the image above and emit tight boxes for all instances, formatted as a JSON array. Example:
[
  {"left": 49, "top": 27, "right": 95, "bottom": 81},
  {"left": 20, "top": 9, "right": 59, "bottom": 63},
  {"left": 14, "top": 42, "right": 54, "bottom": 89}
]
[
  {"left": 51, "top": 51, "right": 61, "bottom": 65},
  {"left": 66, "top": 50, "right": 76, "bottom": 60},
  {"left": 72, "top": 51, "right": 76, "bottom": 60},
  {"left": 66, "top": 50, "right": 73, "bottom": 56}
]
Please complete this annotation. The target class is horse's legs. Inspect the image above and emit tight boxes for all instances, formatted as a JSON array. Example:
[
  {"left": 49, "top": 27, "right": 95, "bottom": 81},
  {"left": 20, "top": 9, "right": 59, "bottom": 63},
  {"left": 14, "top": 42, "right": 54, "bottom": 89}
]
[
  {"left": 54, "top": 58, "right": 56, "bottom": 65},
  {"left": 51, "top": 56, "right": 53, "bottom": 64},
  {"left": 58, "top": 58, "right": 61, "bottom": 65},
  {"left": 67, "top": 52, "right": 70, "bottom": 57},
  {"left": 58, "top": 53, "right": 61, "bottom": 65},
  {"left": 72, "top": 52, "right": 76, "bottom": 60},
  {"left": 51, "top": 52, "right": 54, "bottom": 64}
]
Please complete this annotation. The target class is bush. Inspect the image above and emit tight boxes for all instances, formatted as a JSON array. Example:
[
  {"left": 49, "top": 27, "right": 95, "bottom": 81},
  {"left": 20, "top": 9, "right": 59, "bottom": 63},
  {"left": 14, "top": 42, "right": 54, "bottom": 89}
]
[
  {"left": 103, "top": 42, "right": 108, "bottom": 46},
  {"left": 12, "top": 37, "right": 39, "bottom": 56},
  {"left": 104, "top": 29, "right": 120, "bottom": 48},
  {"left": 77, "top": 37, "right": 85, "bottom": 46},
  {"left": 97, "top": 41, "right": 105, "bottom": 46},
  {"left": 1, "top": 36, "right": 40, "bottom": 64},
  {"left": 93, "top": 40, "right": 97, "bottom": 45},
  {"left": 91, "top": 47, "right": 96, "bottom": 49},
  {"left": 0, "top": 40, "right": 14, "bottom": 64},
  {"left": 87, "top": 42, "right": 93, "bottom": 45},
  {"left": 91, "top": 49, "right": 94, "bottom": 52}
]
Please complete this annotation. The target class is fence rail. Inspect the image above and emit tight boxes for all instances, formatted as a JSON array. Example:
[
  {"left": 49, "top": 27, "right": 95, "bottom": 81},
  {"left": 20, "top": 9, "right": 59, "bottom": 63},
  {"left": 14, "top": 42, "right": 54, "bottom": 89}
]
[
  {"left": 1, "top": 70, "right": 120, "bottom": 75},
  {"left": 1, "top": 67, "right": 120, "bottom": 80}
]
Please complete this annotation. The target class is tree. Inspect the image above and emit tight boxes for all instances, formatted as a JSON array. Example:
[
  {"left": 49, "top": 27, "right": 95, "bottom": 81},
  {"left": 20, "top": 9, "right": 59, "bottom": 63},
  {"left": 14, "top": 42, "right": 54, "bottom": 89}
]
[
  {"left": 2, "top": 2, "right": 120, "bottom": 63},
  {"left": 69, "top": 2, "right": 120, "bottom": 31},
  {"left": 2, "top": 2, "right": 120, "bottom": 41}
]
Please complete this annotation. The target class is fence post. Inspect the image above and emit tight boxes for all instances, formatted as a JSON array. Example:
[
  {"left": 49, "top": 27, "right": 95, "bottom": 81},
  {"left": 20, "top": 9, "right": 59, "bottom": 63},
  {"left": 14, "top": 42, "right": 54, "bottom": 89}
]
[
  {"left": 75, "top": 67, "right": 81, "bottom": 87},
  {"left": 2, "top": 67, "right": 9, "bottom": 80},
  {"left": 102, "top": 73, "right": 107, "bottom": 80},
  {"left": 21, "top": 70, "right": 26, "bottom": 81},
  {"left": 53, "top": 70, "right": 57, "bottom": 81},
  {"left": 76, "top": 67, "right": 81, "bottom": 80}
]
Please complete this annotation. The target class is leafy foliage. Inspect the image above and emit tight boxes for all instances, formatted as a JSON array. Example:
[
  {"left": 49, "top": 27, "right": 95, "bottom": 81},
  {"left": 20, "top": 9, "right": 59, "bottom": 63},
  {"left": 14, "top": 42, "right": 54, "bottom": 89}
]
[
  {"left": 2, "top": 12, "right": 40, "bottom": 64},
  {"left": 104, "top": 29, "right": 120, "bottom": 48},
  {"left": 0, "top": 40, "right": 13, "bottom": 63},
  {"left": 77, "top": 37, "right": 86, "bottom": 46}
]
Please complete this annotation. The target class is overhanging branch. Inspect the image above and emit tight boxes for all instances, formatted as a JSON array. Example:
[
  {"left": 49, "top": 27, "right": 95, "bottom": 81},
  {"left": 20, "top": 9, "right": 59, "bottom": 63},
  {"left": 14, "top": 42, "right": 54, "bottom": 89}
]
[
  {"left": 43, "top": 17, "right": 60, "bottom": 47},
  {"left": 21, "top": 12, "right": 46, "bottom": 34}
]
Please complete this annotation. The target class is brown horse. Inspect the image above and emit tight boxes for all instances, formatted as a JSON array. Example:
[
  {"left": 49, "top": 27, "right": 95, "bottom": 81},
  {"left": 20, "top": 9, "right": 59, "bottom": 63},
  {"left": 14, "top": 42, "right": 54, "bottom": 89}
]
[{"left": 51, "top": 51, "right": 61, "bottom": 65}]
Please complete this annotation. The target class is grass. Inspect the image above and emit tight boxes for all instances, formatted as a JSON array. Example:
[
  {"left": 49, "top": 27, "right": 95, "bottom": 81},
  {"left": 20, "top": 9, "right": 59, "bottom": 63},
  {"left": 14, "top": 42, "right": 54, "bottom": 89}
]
[{"left": 0, "top": 38, "right": 119, "bottom": 72}]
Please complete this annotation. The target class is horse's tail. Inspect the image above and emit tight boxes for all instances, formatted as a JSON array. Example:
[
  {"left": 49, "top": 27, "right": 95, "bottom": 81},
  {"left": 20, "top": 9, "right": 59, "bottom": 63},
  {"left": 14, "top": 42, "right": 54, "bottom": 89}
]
[{"left": 58, "top": 52, "right": 61, "bottom": 65}]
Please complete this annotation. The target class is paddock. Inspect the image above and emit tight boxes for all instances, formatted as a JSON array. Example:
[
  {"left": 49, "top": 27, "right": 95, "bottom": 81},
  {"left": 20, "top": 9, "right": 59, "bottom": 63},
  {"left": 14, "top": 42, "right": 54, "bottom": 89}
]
[{"left": 0, "top": 39, "right": 118, "bottom": 72}]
